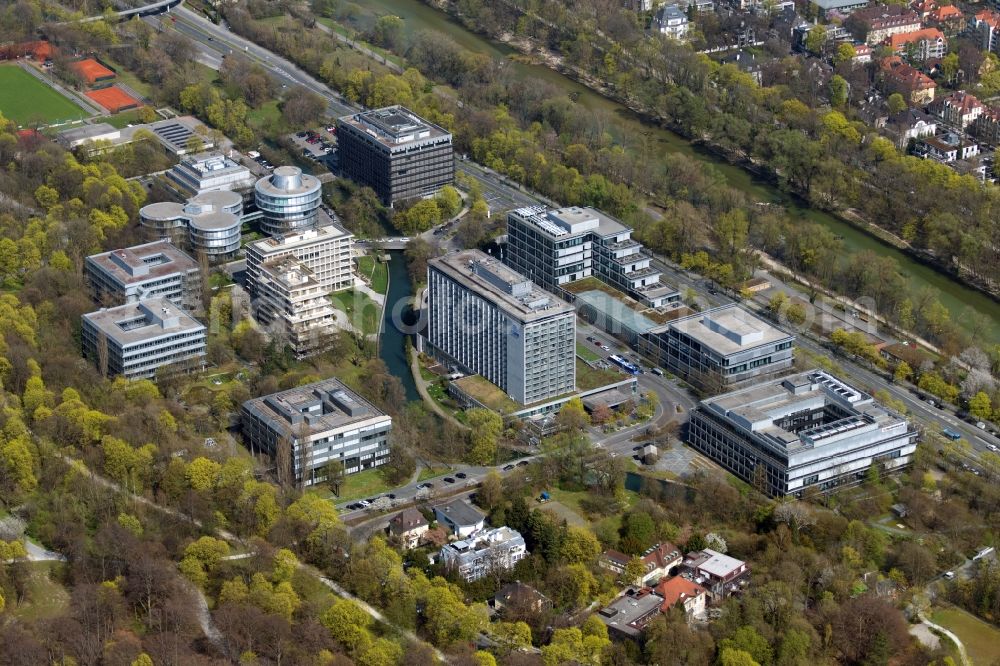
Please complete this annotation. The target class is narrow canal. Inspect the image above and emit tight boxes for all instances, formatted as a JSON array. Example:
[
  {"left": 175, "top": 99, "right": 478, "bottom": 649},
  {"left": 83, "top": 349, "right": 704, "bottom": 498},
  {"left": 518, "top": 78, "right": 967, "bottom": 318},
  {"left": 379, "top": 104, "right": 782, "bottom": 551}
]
[
  {"left": 365, "top": 0, "right": 1000, "bottom": 343},
  {"left": 378, "top": 250, "right": 421, "bottom": 401}
]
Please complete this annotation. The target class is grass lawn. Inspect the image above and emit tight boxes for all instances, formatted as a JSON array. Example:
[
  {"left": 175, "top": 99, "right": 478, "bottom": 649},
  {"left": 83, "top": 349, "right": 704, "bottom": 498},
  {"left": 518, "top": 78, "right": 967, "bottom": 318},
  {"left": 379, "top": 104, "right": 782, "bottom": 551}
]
[
  {"left": 0, "top": 65, "right": 87, "bottom": 126},
  {"left": 316, "top": 17, "right": 405, "bottom": 67},
  {"left": 356, "top": 255, "right": 389, "bottom": 294},
  {"left": 547, "top": 487, "right": 640, "bottom": 527},
  {"left": 248, "top": 99, "right": 283, "bottom": 130},
  {"left": 577, "top": 358, "right": 626, "bottom": 390},
  {"left": 10, "top": 562, "right": 69, "bottom": 621},
  {"left": 333, "top": 468, "right": 392, "bottom": 501},
  {"left": 101, "top": 58, "right": 152, "bottom": 97},
  {"left": 931, "top": 607, "right": 1000, "bottom": 666},
  {"left": 576, "top": 343, "right": 601, "bottom": 362},
  {"left": 330, "top": 289, "right": 381, "bottom": 336}
]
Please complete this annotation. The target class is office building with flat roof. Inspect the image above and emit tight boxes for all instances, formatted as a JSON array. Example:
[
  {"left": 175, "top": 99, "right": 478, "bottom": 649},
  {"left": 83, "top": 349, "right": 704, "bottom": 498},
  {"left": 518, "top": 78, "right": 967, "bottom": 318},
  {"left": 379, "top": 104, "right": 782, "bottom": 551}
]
[
  {"left": 505, "top": 206, "right": 679, "bottom": 307},
  {"left": 167, "top": 151, "right": 255, "bottom": 196},
  {"left": 84, "top": 241, "right": 201, "bottom": 313},
  {"left": 252, "top": 257, "right": 338, "bottom": 357},
  {"left": 641, "top": 304, "right": 794, "bottom": 391},
  {"left": 438, "top": 527, "right": 527, "bottom": 582},
  {"left": 140, "top": 190, "right": 243, "bottom": 261},
  {"left": 688, "top": 370, "right": 919, "bottom": 496},
  {"left": 240, "top": 378, "right": 392, "bottom": 486},
  {"left": 245, "top": 224, "right": 354, "bottom": 297},
  {"left": 254, "top": 166, "right": 322, "bottom": 236},
  {"left": 597, "top": 588, "right": 665, "bottom": 639},
  {"left": 81, "top": 298, "right": 206, "bottom": 379},
  {"left": 337, "top": 106, "right": 454, "bottom": 205},
  {"left": 427, "top": 250, "right": 576, "bottom": 405}
]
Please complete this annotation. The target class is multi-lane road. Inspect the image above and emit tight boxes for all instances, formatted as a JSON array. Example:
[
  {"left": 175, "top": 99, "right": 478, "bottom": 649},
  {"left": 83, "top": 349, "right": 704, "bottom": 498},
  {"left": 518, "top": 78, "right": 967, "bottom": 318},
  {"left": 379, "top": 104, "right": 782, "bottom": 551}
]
[{"left": 158, "top": 5, "right": 999, "bottom": 463}]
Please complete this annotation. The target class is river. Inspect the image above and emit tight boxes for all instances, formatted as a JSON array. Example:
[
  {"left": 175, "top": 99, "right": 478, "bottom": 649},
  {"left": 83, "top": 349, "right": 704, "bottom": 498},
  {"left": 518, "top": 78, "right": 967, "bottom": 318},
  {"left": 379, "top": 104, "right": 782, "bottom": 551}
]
[
  {"left": 363, "top": 0, "right": 1000, "bottom": 344},
  {"left": 379, "top": 250, "right": 421, "bottom": 401}
]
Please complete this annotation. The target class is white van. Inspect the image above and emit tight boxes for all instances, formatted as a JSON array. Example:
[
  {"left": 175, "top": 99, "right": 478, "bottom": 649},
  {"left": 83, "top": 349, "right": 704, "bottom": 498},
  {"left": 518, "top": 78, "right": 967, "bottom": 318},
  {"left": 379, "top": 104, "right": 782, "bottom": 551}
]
[{"left": 651, "top": 367, "right": 664, "bottom": 376}]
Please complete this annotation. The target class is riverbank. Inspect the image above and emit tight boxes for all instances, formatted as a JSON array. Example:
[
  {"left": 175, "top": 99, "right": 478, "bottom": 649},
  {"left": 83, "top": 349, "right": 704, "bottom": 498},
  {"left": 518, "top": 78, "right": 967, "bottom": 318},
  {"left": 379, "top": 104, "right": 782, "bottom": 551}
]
[{"left": 432, "top": 0, "right": 999, "bottom": 305}]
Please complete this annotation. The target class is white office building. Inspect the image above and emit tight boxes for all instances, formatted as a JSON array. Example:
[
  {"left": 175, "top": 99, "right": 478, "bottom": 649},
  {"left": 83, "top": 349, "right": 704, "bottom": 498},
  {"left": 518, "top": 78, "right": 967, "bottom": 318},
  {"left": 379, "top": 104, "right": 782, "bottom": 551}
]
[
  {"left": 240, "top": 378, "right": 392, "bottom": 486},
  {"left": 81, "top": 298, "right": 207, "bottom": 379},
  {"left": 641, "top": 305, "right": 794, "bottom": 391},
  {"left": 439, "top": 527, "right": 528, "bottom": 582},
  {"left": 84, "top": 241, "right": 201, "bottom": 313},
  {"left": 427, "top": 250, "right": 576, "bottom": 405},
  {"left": 505, "top": 206, "right": 678, "bottom": 307},
  {"left": 688, "top": 370, "right": 919, "bottom": 496},
  {"left": 140, "top": 190, "right": 243, "bottom": 261},
  {"left": 252, "top": 257, "right": 339, "bottom": 357},
  {"left": 245, "top": 224, "right": 354, "bottom": 297},
  {"left": 167, "top": 151, "right": 255, "bottom": 196}
]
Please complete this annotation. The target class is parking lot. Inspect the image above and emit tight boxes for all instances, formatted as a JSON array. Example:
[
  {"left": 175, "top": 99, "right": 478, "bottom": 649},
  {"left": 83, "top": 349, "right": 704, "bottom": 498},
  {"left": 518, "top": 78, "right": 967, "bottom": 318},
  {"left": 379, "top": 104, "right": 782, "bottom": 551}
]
[{"left": 289, "top": 127, "right": 336, "bottom": 168}]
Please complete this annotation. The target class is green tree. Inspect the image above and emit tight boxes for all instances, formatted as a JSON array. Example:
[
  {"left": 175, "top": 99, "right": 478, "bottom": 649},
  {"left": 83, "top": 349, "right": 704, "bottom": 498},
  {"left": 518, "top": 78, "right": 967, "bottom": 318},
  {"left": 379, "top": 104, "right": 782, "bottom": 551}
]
[
  {"left": 887, "top": 93, "right": 907, "bottom": 116},
  {"left": 466, "top": 408, "right": 503, "bottom": 464},
  {"left": 893, "top": 360, "right": 913, "bottom": 383},
  {"left": 805, "top": 26, "right": 826, "bottom": 54},
  {"left": 620, "top": 511, "right": 656, "bottom": 554},
  {"left": 435, "top": 185, "right": 462, "bottom": 219},
  {"left": 186, "top": 456, "right": 221, "bottom": 492},
  {"left": 834, "top": 42, "right": 856, "bottom": 65},
  {"left": 828, "top": 75, "right": 849, "bottom": 107},
  {"left": 555, "top": 396, "right": 589, "bottom": 433},
  {"left": 719, "top": 648, "right": 762, "bottom": 666},
  {"left": 490, "top": 621, "right": 532, "bottom": 656},
  {"left": 560, "top": 525, "right": 601, "bottom": 564},
  {"left": 321, "top": 598, "right": 373, "bottom": 651},
  {"left": 968, "top": 391, "right": 992, "bottom": 421},
  {"left": 720, "top": 626, "right": 772, "bottom": 666}
]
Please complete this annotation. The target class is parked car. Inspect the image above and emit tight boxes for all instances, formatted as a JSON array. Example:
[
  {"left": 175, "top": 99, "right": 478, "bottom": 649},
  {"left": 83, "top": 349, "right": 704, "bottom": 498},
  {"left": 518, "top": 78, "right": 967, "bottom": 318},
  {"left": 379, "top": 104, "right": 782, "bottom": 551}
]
[
  {"left": 503, "top": 464, "right": 515, "bottom": 471},
  {"left": 651, "top": 367, "right": 664, "bottom": 376},
  {"left": 443, "top": 477, "right": 455, "bottom": 484},
  {"left": 455, "top": 472, "right": 467, "bottom": 479},
  {"left": 357, "top": 500, "right": 370, "bottom": 508}
]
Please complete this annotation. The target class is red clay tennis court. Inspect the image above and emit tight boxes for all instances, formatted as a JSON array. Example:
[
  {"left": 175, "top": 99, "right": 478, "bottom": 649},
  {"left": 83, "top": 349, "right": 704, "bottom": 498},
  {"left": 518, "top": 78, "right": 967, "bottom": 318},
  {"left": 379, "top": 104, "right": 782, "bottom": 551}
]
[
  {"left": 71, "top": 58, "right": 115, "bottom": 84},
  {"left": 86, "top": 86, "right": 141, "bottom": 114}
]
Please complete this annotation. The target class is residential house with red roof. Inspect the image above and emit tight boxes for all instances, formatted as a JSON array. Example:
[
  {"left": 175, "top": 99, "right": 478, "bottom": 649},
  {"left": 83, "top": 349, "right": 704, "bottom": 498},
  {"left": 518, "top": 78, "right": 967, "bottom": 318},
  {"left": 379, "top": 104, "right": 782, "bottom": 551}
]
[
  {"left": 847, "top": 6, "right": 922, "bottom": 45},
  {"left": 600, "top": 542, "right": 683, "bottom": 587},
  {"left": 929, "top": 91, "right": 985, "bottom": 128},
  {"left": 880, "top": 57, "right": 937, "bottom": 105},
  {"left": 972, "top": 10, "right": 1000, "bottom": 53},
  {"left": 972, "top": 107, "right": 1000, "bottom": 146},
  {"left": 887, "top": 28, "right": 947, "bottom": 62},
  {"left": 927, "top": 5, "right": 965, "bottom": 38},
  {"left": 655, "top": 576, "right": 708, "bottom": 621}
]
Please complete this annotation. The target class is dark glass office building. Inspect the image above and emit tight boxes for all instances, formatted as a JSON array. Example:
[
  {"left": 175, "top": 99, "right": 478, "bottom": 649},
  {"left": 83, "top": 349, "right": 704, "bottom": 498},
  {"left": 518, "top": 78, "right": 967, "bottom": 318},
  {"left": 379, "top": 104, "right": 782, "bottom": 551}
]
[{"left": 337, "top": 106, "right": 454, "bottom": 205}]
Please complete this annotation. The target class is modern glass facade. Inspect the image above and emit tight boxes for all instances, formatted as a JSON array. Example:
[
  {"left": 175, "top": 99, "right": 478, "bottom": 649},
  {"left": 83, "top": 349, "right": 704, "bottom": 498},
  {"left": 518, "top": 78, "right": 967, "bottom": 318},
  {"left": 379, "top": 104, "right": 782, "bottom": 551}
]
[{"left": 254, "top": 167, "right": 322, "bottom": 236}]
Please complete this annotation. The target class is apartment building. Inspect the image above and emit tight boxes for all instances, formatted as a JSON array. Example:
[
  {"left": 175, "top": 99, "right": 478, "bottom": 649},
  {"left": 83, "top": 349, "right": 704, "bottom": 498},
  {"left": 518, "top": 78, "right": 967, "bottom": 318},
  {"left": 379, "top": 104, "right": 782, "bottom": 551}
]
[
  {"left": 240, "top": 378, "right": 392, "bottom": 486},
  {"left": 687, "top": 370, "right": 919, "bottom": 496},
  {"left": 84, "top": 241, "right": 201, "bottom": 313},
  {"left": 505, "top": 205, "right": 678, "bottom": 307},
  {"left": 887, "top": 28, "right": 946, "bottom": 62},
  {"left": 681, "top": 550, "right": 750, "bottom": 601},
  {"left": 972, "top": 107, "right": 1000, "bottom": 146},
  {"left": 427, "top": 250, "right": 576, "bottom": 405},
  {"left": 438, "top": 527, "right": 528, "bottom": 582},
  {"left": 81, "top": 298, "right": 206, "bottom": 379},
  {"left": 337, "top": 106, "right": 454, "bottom": 205},
  {"left": 641, "top": 305, "right": 794, "bottom": 391},
  {"left": 972, "top": 10, "right": 1000, "bottom": 54},
  {"left": 846, "top": 6, "right": 921, "bottom": 45},
  {"left": 252, "top": 258, "right": 338, "bottom": 357},
  {"left": 929, "top": 91, "right": 985, "bottom": 128},
  {"left": 245, "top": 224, "right": 354, "bottom": 297},
  {"left": 879, "top": 57, "right": 936, "bottom": 105}
]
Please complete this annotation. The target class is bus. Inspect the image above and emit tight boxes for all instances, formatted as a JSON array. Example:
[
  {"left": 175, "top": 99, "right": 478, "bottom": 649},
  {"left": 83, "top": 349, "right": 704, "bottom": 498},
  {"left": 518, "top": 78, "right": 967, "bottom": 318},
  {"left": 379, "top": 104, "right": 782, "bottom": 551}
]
[
  {"left": 942, "top": 428, "right": 962, "bottom": 441},
  {"left": 608, "top": 354, "right": 641, "bottom": 375}
]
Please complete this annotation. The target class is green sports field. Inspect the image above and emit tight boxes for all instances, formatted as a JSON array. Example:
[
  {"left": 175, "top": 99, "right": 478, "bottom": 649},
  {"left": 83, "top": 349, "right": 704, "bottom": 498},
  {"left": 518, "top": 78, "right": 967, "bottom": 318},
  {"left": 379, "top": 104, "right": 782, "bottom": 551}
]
[{"left": 0, "top": 65, "right": 88, "bottom": 127}]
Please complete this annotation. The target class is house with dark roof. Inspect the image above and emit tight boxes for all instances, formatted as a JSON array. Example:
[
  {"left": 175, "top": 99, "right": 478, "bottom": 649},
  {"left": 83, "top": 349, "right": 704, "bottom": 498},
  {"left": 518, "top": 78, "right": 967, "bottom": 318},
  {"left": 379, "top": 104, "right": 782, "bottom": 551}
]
[
  {"left": 884, "top": 107, "right": 937, "bottom": 149},
  {"left": 493, "top": 581, "right": 552, "bottom": 615},
  {"left": 388, "top": 508, "right": 429, "bottom": 549},
  {"left": 433, "top": 499, "right": 486, "bottom": 538},
  {"left": 972, "top": 107, "right": 1000, "bottom": 146},
  {"left": 600, "top": 542, "right": 683, "bottom": 586},
  {"left": 597, "top": 588, "right": 665, "bottom": 639}
]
